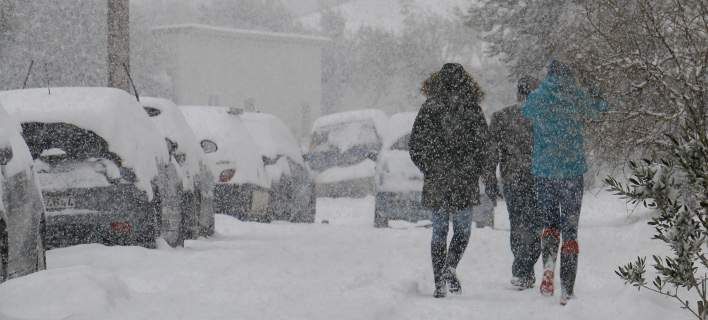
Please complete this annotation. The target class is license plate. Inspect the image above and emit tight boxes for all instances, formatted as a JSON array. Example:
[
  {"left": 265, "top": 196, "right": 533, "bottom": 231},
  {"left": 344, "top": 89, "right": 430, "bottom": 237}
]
[
  {"left": 251, "top": 191, "right": 270, "bottom": 214},
  {"left": 44, "top": 195, "right": 76, "bottom": 211}
]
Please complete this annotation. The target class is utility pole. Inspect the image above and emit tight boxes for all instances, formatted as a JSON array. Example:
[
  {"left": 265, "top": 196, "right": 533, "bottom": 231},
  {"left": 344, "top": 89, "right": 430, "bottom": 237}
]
[{"left": 107, "top": 0, "right": 130, "bottom": 92}]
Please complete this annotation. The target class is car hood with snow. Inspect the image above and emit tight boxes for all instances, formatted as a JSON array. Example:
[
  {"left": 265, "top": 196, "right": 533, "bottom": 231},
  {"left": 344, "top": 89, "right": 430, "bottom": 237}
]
[
  {"left": 378, "top": 112, "right": 422, "bottom": 193},
  {"left": 180, "top": 106, "right": 270, "bottom": 189},
  {"left": 140, "top": 97, "right": 205, "bottom": 190},
  {"left": 0, "top": 88, "right": 169, "bottom": 198},
  {"left": 241, "top": 112, "right": 304, "bottom": 183}
]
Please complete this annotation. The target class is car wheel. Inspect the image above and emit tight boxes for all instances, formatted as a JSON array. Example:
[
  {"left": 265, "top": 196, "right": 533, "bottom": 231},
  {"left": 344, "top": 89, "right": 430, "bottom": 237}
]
[
  {"left": 35, "top": 237, "right": 46, "bottom": 271},
  {"left": 0, "top": 220, "right": 8, "bottom": 281},
  {"left": 374, "top": 210, "right": 389, "bottom": 228}
]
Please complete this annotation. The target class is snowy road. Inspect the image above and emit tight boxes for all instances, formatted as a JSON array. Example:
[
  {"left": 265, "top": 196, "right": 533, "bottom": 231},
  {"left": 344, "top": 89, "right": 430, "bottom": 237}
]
[{"left": 0, "top": 191, "right": 678, "bottom": 320}]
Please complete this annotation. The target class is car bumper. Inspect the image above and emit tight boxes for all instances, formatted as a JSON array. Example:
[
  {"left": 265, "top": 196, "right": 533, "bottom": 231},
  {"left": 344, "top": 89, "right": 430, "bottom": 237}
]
[
  {"left": 375, "top": 191, "right": 429, "bottom": 221},
  {"left": 315, "top": 177, "right": 376, "bottom": 198},
  {"left": 214, "top": 184, "right": 271, "bottom": 219},
  {"left": 45, "top": 209, "right": 155, "bottom": 249}
]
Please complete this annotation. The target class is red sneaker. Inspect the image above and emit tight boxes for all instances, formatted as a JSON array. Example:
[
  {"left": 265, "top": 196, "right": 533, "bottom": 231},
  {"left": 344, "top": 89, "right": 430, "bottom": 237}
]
[{"left": 540, "top": 269, "right": 554, "bottom": 296}]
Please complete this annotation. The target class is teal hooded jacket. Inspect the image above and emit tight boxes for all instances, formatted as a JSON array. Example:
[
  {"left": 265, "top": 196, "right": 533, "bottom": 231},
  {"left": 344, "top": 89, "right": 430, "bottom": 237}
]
[{"left": 522, "top": 74, "right": 608, "bottom": 179}]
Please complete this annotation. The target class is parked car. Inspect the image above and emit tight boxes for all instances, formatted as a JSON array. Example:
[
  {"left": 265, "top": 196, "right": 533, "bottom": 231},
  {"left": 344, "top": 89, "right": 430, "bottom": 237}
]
[
  {"left": 374, "top": 112, "right": 428, "bottom": 228},
  {"left": 241, "top": 112, "right": 315, "bottom": 223},
  {"left": 0, "top": 87, "right": 185, "bottom": 249},
  {"left": 0, "top": 103, "right": 45, "bottom": 283},
  {"left": 141, "top": 97, "right": 216, "bottom": 238},
  {"left": 305, "top": 110, "right": 387, "bottom": 199},
  {"left": 180, "top": 106, "right": 272, "bottom": 222}
]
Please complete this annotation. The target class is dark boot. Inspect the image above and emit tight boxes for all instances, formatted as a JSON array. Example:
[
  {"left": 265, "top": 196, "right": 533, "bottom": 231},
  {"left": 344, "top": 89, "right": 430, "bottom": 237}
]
[
  {"left": 560, "top": 240, "right": 579, "bottom": 298},
  {"left": 434, "top": 280, "right": 447, "bottom": 298},
  {"left": 444, "top": 267, "right": 462, "bottom": 294},
  {"left": 431, "top": 235, "right": 448, "bottom": 298},
  {"left": 540, "top": 228, "right": 560, "bottom": 296}
]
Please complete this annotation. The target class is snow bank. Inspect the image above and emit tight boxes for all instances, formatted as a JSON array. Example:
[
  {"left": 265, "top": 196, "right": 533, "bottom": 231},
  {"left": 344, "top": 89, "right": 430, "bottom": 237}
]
[
  {"left": 315, "top": 159, "right": 376, "bottom": 184},
  {"left": 180, "top": 106, "right": 270, "bottom": 188},
  {"left": 0, "top": 88, "right": 169, "bottom": 198},
  {"left": 0, "top": 191, "right": 679, "bottom": 320},
  {"left": 316, "top": 196, "right": 375, "bottom": 226},
  {"left": 241, "top": 112, "right": 304, "bottom": 166},
  {"left": 0, "top": 265, "right": 131, "bottom": 320},
  {"left": 141, "top": 97, "right": 205, "bottom": 190}
]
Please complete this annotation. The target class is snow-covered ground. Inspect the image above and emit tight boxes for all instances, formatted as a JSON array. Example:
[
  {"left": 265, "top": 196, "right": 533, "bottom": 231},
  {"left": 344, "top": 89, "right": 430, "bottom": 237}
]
[{"left": 0, "top": 190, "right": 678, "bottom": 320}]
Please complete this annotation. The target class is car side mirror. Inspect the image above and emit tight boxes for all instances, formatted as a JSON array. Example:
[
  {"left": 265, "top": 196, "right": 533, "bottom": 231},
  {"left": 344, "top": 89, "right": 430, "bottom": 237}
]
[
  {"left": 366, "top": 152, "right": 378, "bottom": 161},
  {"left": 0, "top": 145, "right": 13, "bottom": 166},
  {"left": 165, "top": 138, "right": 179, "bottom": 156}
]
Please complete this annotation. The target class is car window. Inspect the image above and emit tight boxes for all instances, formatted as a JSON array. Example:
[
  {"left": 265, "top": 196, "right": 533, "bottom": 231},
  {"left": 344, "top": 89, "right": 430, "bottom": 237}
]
[
  {"left": 20, "top": 122, "right": 121, "bottom": 164},
  {"left": 391, "top": 134, "right": 410, "bottom": 151},
  {"left": 201, "top": 140, "right": 218, "bottom": 154}
]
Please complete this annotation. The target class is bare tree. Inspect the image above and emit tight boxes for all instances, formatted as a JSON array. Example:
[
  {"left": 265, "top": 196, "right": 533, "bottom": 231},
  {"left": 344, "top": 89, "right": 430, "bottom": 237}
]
[{"left": 465, "top": 0, "right": 708, "bottom": 164}]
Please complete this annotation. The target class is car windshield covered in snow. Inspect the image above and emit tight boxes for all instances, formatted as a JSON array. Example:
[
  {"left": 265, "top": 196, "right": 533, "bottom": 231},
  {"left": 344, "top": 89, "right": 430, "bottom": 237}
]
[{"left": 307, "top": 116, "right": 385, "bottom": 172}]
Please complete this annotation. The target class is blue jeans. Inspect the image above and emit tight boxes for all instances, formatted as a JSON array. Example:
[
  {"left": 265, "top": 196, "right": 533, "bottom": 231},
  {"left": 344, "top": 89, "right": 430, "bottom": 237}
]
[
  {"left": 431, "top": 208, "right": 472, "bottom": 283},
  {"left": 535, "top": 176, "right": 583, "bottom": 295},
  {"left": 535, "top": 177, "right": 583, "bottom": 241}
]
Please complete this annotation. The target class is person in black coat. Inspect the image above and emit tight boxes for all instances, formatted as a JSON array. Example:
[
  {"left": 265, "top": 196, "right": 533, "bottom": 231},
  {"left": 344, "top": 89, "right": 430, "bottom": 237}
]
[
  {"left": 489, "top": 76, "right": 541, "bottom": 289},
  {"left": 410, "top": 63, "right": 498, "bottom": 298}
]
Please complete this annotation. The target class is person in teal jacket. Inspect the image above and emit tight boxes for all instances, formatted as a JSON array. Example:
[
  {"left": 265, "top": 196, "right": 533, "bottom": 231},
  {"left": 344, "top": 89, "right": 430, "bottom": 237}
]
[{"left": 522, "top": 60, "right": 607, "bottom": 304}]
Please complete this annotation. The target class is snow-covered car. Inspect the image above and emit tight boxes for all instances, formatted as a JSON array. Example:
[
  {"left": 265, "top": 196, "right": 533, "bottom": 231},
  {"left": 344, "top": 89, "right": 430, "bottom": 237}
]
[
  {"left": 180, "top": 106, "right": 272, "bottom": 222},
  {"left": 374, "top": 112, "right": 428, "bottom": 228},
  {"left": 141, "top": 97, "right": 216, "bottom": 238},
  {"left": 241, "top": 112, "right": 315, "bottom": 223},
  {"left": 0, "top": 104, "right": 46, "bottom": 283},
  {"left": 305, "top": 110, "right": 387, "bottom": 199},
  {"left": 0, "top": 88, "right": 185, "bottom": 249}
]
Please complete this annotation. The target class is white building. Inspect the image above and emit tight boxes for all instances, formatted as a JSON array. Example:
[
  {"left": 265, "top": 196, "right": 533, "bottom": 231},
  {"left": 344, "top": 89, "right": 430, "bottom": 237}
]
[{"left": 153, "top": 24, "right": 329, "bottom": 137}]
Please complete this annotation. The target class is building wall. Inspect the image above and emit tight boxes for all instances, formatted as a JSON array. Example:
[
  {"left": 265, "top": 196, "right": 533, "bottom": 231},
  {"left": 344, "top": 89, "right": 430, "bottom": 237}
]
[{"left": 157, "top": 26, "right": 326, "bottom": 138}]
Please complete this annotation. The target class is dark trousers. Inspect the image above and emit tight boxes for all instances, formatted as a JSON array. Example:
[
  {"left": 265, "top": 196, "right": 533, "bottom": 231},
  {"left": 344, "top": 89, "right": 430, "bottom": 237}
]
[
  {"left": 431, "top": 208, "right": 472, "bottom": 283},
  {"left": 504, "top": 177, "right": 542, "bottom": 281},
  {"left": 535, "top": 176, "right": 584, "bottom": 294}
]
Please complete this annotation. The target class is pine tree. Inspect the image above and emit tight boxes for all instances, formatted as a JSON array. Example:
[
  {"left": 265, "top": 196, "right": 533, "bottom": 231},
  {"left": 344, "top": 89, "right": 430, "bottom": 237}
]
[{"left": 606, "top": 106, "right": 708, "bottom": 320}]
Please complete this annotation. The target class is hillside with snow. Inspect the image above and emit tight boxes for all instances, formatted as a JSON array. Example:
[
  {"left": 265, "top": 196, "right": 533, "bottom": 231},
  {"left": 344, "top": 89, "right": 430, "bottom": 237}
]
[{"left": 300, "top": 0, "right": 472, "bottom": 33}]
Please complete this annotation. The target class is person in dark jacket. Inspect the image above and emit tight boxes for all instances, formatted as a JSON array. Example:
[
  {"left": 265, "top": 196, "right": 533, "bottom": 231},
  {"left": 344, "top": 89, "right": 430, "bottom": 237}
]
[
  {"left": 489, "top": 76, "right": 541, "bottom": 290},
  {"left": 410, "top": 63, "right": 497, "bottom": 298},
  {"left": 522, "top": 60, "right": 607, "bottom": 303}
]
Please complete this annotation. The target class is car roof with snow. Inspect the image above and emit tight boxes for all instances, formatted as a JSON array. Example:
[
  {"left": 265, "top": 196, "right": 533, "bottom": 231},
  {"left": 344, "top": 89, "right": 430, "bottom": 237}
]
[
  {"left": 383, "top": 112, "right": 417, "bottom": 149},
  {"left": 312, "top": 109, "right": 388, "bottom": 136},
  {"left": 179, "top": 106, "right": 270, "bottom": 188},
  {"left": 241, "top": 112, "right": 304, "bottom": 166},
  {"left": 140, "top": 97, "right": 204, "bottom": 187},
  {"left": 0, "top": 87, "right": 169, "bottom": 196}
]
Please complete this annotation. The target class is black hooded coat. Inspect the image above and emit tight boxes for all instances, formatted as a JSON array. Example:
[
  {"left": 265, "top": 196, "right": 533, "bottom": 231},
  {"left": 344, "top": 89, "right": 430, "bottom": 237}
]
[{"left": 409, "top": 64, "right": 495, "bottom": 211}]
